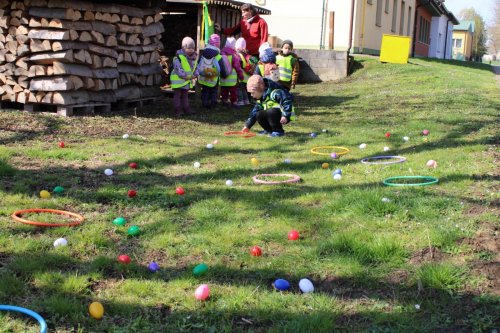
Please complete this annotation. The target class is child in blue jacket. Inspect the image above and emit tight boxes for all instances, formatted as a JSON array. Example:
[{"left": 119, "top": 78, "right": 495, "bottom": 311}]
[{"left": 242, "top": 75, "right": 295, "bottom": 137}]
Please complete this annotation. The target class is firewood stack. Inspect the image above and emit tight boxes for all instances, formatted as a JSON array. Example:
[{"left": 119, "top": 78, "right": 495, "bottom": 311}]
[{"left": 0, "top": 0, "right": 164, "bottom": 109}]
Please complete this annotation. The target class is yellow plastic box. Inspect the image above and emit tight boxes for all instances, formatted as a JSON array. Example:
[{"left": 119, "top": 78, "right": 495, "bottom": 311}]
[{"left": 380, "top": 34, "right": 411, "bottom": 64}]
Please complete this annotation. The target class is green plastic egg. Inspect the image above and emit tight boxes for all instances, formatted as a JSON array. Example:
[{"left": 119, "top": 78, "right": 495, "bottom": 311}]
[
  {"left": 53, "top": 186, "right": 65, "bottom": 194},
  {"left": 193, "top": 263, "right": 208, "bottom": 277},
  {"left": 127, "top": 225, "right": 140, "bottom": 236},
  {"left": 113, "top": 217, "right": 126, "bottom": 226}
]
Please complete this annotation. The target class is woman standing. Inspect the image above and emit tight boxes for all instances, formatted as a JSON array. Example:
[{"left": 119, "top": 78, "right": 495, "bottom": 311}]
[{"left": 215, "top": 3, "right": 268, "bottom": 57}]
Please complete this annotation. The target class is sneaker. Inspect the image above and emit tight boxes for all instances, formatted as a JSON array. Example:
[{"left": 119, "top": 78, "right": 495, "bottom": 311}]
[
  {"left": 258, "top": 130, "right": 270, "bottom": 135},
  {"left": 269, "top": 131, "right": 285, "bottom": 137}
]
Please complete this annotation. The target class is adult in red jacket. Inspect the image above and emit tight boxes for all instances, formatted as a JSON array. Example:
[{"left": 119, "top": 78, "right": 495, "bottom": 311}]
[{"left": 215, "top": 3, "right": 268, "bottom": 57}]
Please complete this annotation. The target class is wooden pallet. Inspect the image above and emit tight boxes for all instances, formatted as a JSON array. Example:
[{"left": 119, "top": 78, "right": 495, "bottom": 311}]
[
  {"left": 24, "top": 103, "right": 111, "bottom": 116},
  {"left": 112, "top": 97, "right": 156, "bottom": 110}
]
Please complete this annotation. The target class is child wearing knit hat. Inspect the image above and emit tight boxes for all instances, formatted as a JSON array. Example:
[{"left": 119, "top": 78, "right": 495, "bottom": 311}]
[
  {"left": 220, "top": 36, "right": 244, "bottom": 107},
  {"left": 255, "top": 43, "right": 280, "bottom": 83},
  {"left": 170, "top": 37, "right": 199, "bottom": 116},
  {"left": 276, "top": 39, "right": 300, "bottom": 91},
  {"left": 241, "top": 75, "right": 296, "bottom": 137},
  {"left": 234, "top": 37, "right": 253, "bottom": 106},
  {"left": 197, "top": 44, "right": 221, "bottom": 109}
]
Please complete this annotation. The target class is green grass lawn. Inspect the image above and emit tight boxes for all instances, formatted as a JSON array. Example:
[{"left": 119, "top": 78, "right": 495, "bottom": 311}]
[{"left": 0, "top": 57, "right": 498, "bottom": 332}]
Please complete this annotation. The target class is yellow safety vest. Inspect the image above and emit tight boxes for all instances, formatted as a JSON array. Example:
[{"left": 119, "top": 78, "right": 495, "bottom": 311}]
[
  {"left": 198, "top": 58, "right": 218, "bottom": 87},
  {"left": 220, "top": 55, "right": 237, "bottom": 87},
  {"left": 258, "top": 64, "right": 264, "bottom": 77},
  {"left": 239, "top": 53, "right": 250, "bottom": 83},
  {"left": 170, "top": 54, "right": 196, "bottom": 89},
  {"left": 276, "top": 55, "right": 292, "bottom": 82},
  {"left": 258, "top": 90, "right": 296, "bottom": 121}
]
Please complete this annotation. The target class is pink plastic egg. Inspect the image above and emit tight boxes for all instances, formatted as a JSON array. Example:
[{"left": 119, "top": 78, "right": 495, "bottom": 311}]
[
  {"left": 194, "top": 284, "right": 210, "bottom": 301},
  {"left": 426, "top": 160, "right": 437, "bottom": 168}
]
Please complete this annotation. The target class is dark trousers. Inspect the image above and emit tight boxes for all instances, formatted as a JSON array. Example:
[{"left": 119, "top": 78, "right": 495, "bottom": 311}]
[
  {"left": 201, "top": 85, "right": 218, "bottom": 107},
  {"left": 173, "top": 88, "right": 191, "bottom": 114},
  {"left": 257, "top": 108, "right": 284, "bottom": 133},
  {"left": 220, "top": 86, "right": 237, "bottom": 104}
]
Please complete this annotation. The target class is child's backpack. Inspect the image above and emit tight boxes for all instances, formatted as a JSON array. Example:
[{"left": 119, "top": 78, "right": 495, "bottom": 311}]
[
  {"left": 198, "top": 57, "right": 218, "bottom": 79},
  {"left": 218, "top": 54, "right": 233, "bottom": 79}
]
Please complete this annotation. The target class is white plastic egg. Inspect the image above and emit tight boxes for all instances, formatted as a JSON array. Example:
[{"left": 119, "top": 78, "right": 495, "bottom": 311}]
[
  {"left": 383, "top": 146, "right": 390, "bottom": 152},
  {"left": 104, "top": 169, "right": 113, "bottom": 176},
  {"left": 403, "top": 136, "right": 410, "bottom": 142},
  {"left": 206, "top": 144, "right": 214, "bottom": 149},
  {"left": 193, "top": 162, "right": 201, "bottom": 168},
  {"left": 122, "top": 134, "right": 129, "bottom": 139},
  {"left": 333, "top": 174, "right": 342, "bottom": 180},
  {"left": 299, "top": 278, "right": 314, "bottom": 293},
  {"left": 359, "top": 143, "right": 367, "bottom": 149},
  {"left": 225, "top": 179, "right": 233, "bottom": 186},
  {"left": 53, "top": 237, "right": 68, "bottom": 247}
]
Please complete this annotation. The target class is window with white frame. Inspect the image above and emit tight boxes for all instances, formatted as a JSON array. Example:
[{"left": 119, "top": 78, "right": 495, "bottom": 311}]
[{"left": 453, "top": 38, "right": 462, "bottom": 48}]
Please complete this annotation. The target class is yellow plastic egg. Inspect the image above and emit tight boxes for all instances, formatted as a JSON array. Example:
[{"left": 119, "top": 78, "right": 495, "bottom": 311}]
[
  {"left": 250, "top": 158, "right": 259, "bottom": 166},
  {"left": 39, "top": 190, "right": 51, "bottom": 199},
  {"left": 89, "top": 301, "right": 104, "bottom": 319},
  {"left": 321, "top": 163, "right": 330, "bottom": 169}
]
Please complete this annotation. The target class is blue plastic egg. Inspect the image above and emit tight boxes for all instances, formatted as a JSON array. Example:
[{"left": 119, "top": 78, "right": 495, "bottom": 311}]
[
  {"left": 148, "top": 262, "right": 160, "bottom": 272},
  {"left": 310, "top": 133, "right": 317, "bottom": 138},
  {"left": 333, "top": 168, "right": 342, "bottom": 175},
  {"left": 273, "top": 279, "right": 290, "bottom": 291}
]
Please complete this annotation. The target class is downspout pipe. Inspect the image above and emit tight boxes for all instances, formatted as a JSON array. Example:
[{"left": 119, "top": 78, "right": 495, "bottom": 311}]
[
  {"left": 320, "top": 0, "right": 326, "bottom": 49},
  {"left": 443, "top": 18, "right": 450, "bottom": 59},
  {"left": 412, "top": 0, "right": 431, "bottom": 58},
  {"left": 347, "top": 0, "right": 355, "bottom": 54}
]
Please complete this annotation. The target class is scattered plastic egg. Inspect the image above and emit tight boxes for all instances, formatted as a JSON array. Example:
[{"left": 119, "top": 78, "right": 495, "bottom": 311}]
[
  {"left": 288, "top": 230, "right": 299, "bottom": 240},
  {"left": 321, "top": 162, "right": 329, "bottom": 169},
  {"left": 322, "top": 129, "right": 328, "bottom": 133},
  {"left": 330, "top": 153, "right": 338, "bottom": 159},
  {"left": 212, "top": 140, "right": 219, "bottom": 145},
  {"left": 193, "top": 263, "right": 209, "bottom": 277},
  {"left": 403, "top": 136, "right": 410, "bottom": 142},
  {"left": 175, "top": 187, "right": 185, "bottom": 195},
  {"left": 359, "top": 143, "right": 367, "bottom": 149},
  {"left": 383, "top": 146, "right": 390, "bottom": 152},
  {"left": 206, "top": 143, "right": 214, "bottom": 149},
  {"left": 273, "top": 279, "right": 290, "bottom": 291},
  {"left": 113, "top": 217, "right": 126, "bottom": 226},
  {"left": 426, "top": 160, "right": 437, "bottom": 168},
  {"left": 250, "top": 246, "right": 262, "bottom": 256},
  {"left": 148, "top": 262, "right": 160, "bottom": 273},
  {"left": 225, "top": 179, "right": 233, "bottom": 186},
  {"left": 53, "top": 186, "right": 64, "bottom": 194},
  {"left": 104, "top": 169, "right": 113, "bottom": 176},
  {"left": 310, "top": 133, "right": 317, "bottom": 138},
  {"left": 129, "top": 162, "right": 138, "bottom": 169},
  {"left": 284, "top": 158, "right": 291, "bottom": 164},
  {"left": 422, "top": 129, "right": 429, "bottom": 136},
  {"left": 193, "top": 161, "right": 201, "bottom": 168},
  {"left": 194, "top": 284, "right": 210, "bottom": 301},
  {"left": 127, "top": 189, "right": 137, "bottom": 198},
  {"left": 299, "top": 278, "right": 314, "bottom": 293},
  {"left": 88, "top": 301, "right": 104, "bottom": 319},
  {"left": 333, "top": 174, "right": 342, "bottom": 180},
  {"left": 53, "top": 237, "right": 68, "bottom": 247},
  {"left": 127, "top": 225, "right": 140, "bottom": 236},
  {"left": 382, "top": 197, "right": 391, "bottom": 203},
  {"left": 58, "top": 141, "right": 65, "bottom": 148},
  {"left": 39, "top": 190, "right": 51, "bottom": 199},
  {"left": 118, "top": 255, "right": 131, "bottom": 264},
  {"left": 250, "top": 158, "right": 259, "bottom": 166},
  {"left": 333, "top": 168, "right": 342, "bottom": 175},
  {"left": 385, "top": 132, "right": 391, "bottom": 138}
]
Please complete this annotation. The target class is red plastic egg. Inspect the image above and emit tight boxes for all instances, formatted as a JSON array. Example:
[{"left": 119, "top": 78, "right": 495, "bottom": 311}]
[
  {"left": 129, "top": 162, "right": 138, "bottom": 169},
  {"left": 250, "top": 246, "right": 262, "bottom": 256},
  {"left": 127, "top": 189, "right": 137, "bottom": 197},
  {"left": 385, "top": 132, "right": 391, "bottom": 138},
  {"left": 118, "top": 255, "right": 131, "bottom": 264},
  {"left": 58, "top": 141, "right": 65, "bottom": 148},
  {"left": 175, "top": 187, "right": 185, "bottom": 195},
  {"left": 288, "top": 230, "right": 300, "bottom": 240}
]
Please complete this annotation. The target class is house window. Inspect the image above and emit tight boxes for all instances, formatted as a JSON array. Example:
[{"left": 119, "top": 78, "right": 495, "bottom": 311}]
[
  {"left": 385, "top": 0, "right": 390, "bottom": 13},
  {"left": 407, "top": 6, "right": 412, "bottom": 36},
  {"left": 453, "top": 38, "right": 462, "bottom": 48},
  {"left": 399, "top": 1, "right": 405, "bottom": 35},
  {"left": 376, "top": 0, "right": 383, "bottom": 26},
  {"left": 367, "top": 0, "right": 373, "bottom": 4},
  {"left": 418, "top": 16, "right": 430, "bottom": 44},
  {"left": 391, "top": 0, "right": 398, "bottom": 32}
]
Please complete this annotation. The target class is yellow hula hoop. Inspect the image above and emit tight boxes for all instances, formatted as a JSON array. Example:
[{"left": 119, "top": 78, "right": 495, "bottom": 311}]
[{"left": 310, "top": 146, "right": 350, "bottom": 156}]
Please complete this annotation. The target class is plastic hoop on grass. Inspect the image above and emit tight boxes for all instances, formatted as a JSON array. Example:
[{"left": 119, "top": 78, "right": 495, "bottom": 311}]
[
  {"left": 0, "top": 305, "right": 47, "bottom": 333},
  {"left": 12, "top": 208, "right": 84, "bottom": 227},
  {"left": 223, "top": 131, "right": 256, "bottom": 138},
  {"left": 383, "top": 176, "right": 439, "bottom": 187},
  {"left": 361, "top": 155, "right": 407, "bottom": 165},
  {"left": 310, "top": 146, "right": 350, "bottom": 156},
  {"left": 252, "top": 174, "right": 301, "bottom": 185}
]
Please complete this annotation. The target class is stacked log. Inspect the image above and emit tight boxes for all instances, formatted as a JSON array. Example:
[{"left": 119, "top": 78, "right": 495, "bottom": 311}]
[{"left": 0, "top": 0, "right": 164, "bottom": 107}]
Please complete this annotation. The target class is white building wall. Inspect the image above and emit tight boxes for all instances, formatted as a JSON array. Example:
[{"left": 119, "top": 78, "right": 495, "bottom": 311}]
[{"left": 444, "top": 21, "right": 454, "bottom": 59}]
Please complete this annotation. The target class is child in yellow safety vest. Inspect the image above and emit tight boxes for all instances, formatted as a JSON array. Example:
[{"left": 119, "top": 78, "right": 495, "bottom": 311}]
[
  {"left": 220, "top": 37, "right": 244, "bottom": 107},
  {"left": 197, "top": 43, "right": 221, "bottom": 109},
  {"left": 170, "top": 37, "right": 199, "bottom": 116},
  {"left": 255, "top": 43, "right": 280, "bottom": 83},
  {"left": 276, "top": 39, "right": 300, "bottom": 91}
]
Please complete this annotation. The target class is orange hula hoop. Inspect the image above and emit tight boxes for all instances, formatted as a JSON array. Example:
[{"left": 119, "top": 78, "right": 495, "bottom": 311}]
[
  {"left": 11, "top": 208, "right": 84, "bottom": 227},
  {"left": 223, "top": 131, "right": 256, "bottom": 138}
]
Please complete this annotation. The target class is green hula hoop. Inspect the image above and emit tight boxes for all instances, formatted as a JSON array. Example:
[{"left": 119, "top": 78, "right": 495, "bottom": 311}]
[{"left": 383, "top": 176, "right": 439, "bottom": 187}]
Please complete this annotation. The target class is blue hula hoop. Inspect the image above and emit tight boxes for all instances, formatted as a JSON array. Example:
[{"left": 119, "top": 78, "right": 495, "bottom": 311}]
[{"left": 0, "top": 305, "right": 47, "bottom": 333}]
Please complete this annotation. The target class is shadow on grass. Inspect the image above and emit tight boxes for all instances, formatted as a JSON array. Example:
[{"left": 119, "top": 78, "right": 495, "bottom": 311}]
[
  {"left": 413, "top": 58, "right": 496, "bottom": 72},
  {"left": 1, "top": 250, "right": 498, "bottom": 332},
  {"left": 0, "top": 111, "right": 64, "bottom": 145}
]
